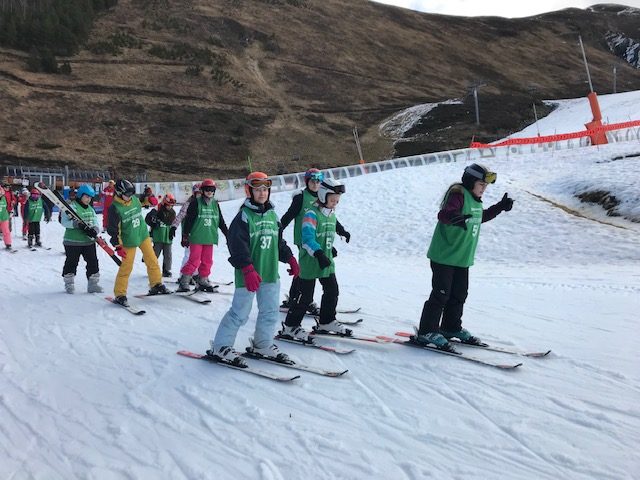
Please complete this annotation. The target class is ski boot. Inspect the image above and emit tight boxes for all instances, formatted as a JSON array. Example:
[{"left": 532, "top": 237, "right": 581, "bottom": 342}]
[
  {"left": 114, "top": 295, "right": 130, "bottom": 307},
  {"left": 27, "top": 234, "right": 34, "bottom": 248},
  {"left": 440, "top": 328, "right": 482, "bottom": 345},
  {"left": 87, "top": 273, "right": 104, "bottom": 293},
  {"left": 306, "top": 302, "right": 320, "bottom": 316},
  {"left": 63, "top": 273, "right": 75, "bottom": 294},
  {"left": 5, "top": 244, "right": 12, "bottom": 251},
  {"left": 313, "top": 319, "right": 352, "bottom": 336},
  {"left": 35, "top": 235, "right": 42, "bottom": 247},
  {"left": 177, "top": 274, "right": 192, "bottom": 292},
  {"left": 207, "top": 344, "right": 247, "bottom": 368},
  {"left": 411, "top": 332, "right": 455, "bottom": 351},
  {"left": 162, "top": 270, "right": 172, "bottom": 278},
  {"left": 191, "top": 274, "right": 200, "bottom": 286},
  {"left": 279, "top": 324, "right": 311, "bottom": 342},
  {"left": 280, "top": 298, "right": 292, "bottom": 310},
  {"left": 195, "top": 276, "right": 216, "bottom": 293},
  {"left": 148, "top": 283, "right": 171, "bottom": 295},
  {"left": 246, "top": 339, "right": 290, "bottom": 363}
]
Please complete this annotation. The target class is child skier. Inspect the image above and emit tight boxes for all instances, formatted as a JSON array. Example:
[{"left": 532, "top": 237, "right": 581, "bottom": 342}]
[
  {"left": 209, "top": 172, "right": 299, "bottom": 366},
  {"left": 18, "top": 188, "right": 29, "bottom": 240},
  {"left": 139, "top": 185, "right": 158, "bottom": 209},
  {"left": 107, "top": 179, "right": 170, "bottom": 306},
  {"left": 177, "top": 179, "right": 228, "bottom": 293},
  {"left": 413, "top": 163, "right": 514, "bottom": 350},
  {"left": 0, "top": 185, "right": 12, "bottom": 250},
  {"left": 24, "top": 188, "right": 51, "bottom": 248},
  {"left": 172, "top": 183, "right": 201, "bottom": 284},
  {"left": 279, "top": 168, "right": 351, "bottom": 314},
  {"left": 60, "top": 184, "right": 103, "bottom": 294},
  {"left": 280, "top": 178, "right": 348, "bottom": 341},
  {"left": 145, "top": 193, "right": 177, "bottom": 277}
]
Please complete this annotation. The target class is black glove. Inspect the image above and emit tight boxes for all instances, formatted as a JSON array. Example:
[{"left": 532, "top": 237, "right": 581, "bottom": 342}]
[
  {"left": 450, "top": 214, "right": 472, "bottom": 230},
  {"left": 181, "top": 235, "right": 189, "bottom": 248},
  {"left": 332, "top": 247, "right": 338, "bottom": 257},
  {"left": 82, "top": 224, "right": 98, "bottom": 238},
  {"left": 341, "top": 231, "right": 351, "bottom": 243},
  {"left": 169, "top": 226, "right": 176, "bottom": 240},
  {"left": 110, "top": 236, "right": 120, "bottom": 248},
  {"left": 500, "top": 193, "right": 514, "bottom": 212},
  {"left": 314, "top": 250, "right": 331, "bottom": 269}
]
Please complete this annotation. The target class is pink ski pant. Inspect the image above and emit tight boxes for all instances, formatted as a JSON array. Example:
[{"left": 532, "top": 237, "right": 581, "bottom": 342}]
[{"left": 180, "top": 244, "right": 214, "bottom": 278}]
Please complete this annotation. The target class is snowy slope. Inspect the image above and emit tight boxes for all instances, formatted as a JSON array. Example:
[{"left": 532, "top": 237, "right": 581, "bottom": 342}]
[{"left": 1, "top": 92, "right": 639, "bottom": 480}]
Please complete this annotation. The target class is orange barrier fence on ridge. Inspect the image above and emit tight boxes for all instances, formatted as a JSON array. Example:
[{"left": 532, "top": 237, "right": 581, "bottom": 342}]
[{"left": 470, "top": 119, "right": 640, "bottom": 148}]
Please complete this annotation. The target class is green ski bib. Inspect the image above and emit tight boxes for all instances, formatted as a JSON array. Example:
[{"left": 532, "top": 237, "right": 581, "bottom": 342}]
[
  {"left": 112, "top": 196, "right": 149, "bottom": 247},
  {"left": 427, "top": 187, "right": 483, "bottom": 268},
  {"left": 234, "top": 206, "right": 280, "bottom": 287},
  {"left": 188, "top": 197, "right": 220, "bottom": 245}
]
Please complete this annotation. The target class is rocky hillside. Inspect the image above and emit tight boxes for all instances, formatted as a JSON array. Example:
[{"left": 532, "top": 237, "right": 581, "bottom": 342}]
[{"left": 1, "top": 0, "right": 639, "bottom": 180}]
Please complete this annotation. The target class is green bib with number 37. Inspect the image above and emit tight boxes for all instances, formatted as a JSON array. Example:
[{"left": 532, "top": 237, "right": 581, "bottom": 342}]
[{"left": 234, "top": 206, "right": 280, "bottom": 288}]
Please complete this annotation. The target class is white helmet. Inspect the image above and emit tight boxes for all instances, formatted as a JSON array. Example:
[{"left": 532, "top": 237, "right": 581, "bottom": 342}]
[{"left": 318, "top": 178, "right": 345, "bottom": 204}]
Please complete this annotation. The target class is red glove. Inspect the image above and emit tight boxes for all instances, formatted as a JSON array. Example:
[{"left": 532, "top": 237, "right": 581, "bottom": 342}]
[
  {"left": 115, "top": 245, "right": 127, "bottom": 259},
  {"left": 241, "top": 265, "right": 262, "bottom": 292},
  {"left": 287, "top": 256, "right": 300, "bottom": 277}
]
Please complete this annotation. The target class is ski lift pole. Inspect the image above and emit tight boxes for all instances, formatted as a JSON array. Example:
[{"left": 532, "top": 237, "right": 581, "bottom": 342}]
[
  {"left": 352, "top": 127, "right": 364, "bottom": 164},
  {"left": 578, "top": 35, "right": 594, "bottom": 93}
]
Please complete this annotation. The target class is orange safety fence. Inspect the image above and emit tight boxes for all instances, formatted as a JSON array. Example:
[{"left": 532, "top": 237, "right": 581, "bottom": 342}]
[{"left": 470, "top": 119, "right": 640, "bottom": 148}]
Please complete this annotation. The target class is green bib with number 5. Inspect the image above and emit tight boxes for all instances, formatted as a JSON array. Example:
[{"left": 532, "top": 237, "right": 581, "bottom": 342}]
[{"left": 234, "top": 206, "right": 280, "bottom": 287}]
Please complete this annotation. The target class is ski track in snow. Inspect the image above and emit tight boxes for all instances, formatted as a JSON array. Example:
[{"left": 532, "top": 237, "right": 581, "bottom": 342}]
[{"left": 1, "top": 91, "right": 640, "bottom": 479}]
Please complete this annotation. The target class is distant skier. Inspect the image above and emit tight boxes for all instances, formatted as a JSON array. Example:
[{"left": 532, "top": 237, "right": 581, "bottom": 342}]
[
  {"left": 209, "top": 172, "right": 299, "bottom": 366},
  {"left": 281, "top": 178, "right": 348, "bottom": 341},
  {"left": 18, "top": 188, "right": 28, "bottom": 240},
  {"left": 139, "top": 185, "right": 158, "bottom": 209},
  {"left": 279, "top": 168, "right": 350, "bottom": 314},
  {"left": 145, "top": 193, "right": 177, "bottom": 277},
  {"left": 24, "top": 188, "right": 51, "bottom": 248},
  {"left": 60, "top": 184, "right": 103, "bottom": 294},
  {"left": 0, "top": 184, "right": 13, "bottom": 250},
  {"left": 413, "top": 163, "right": 514, "bottom": 350},
  {"left": 101, "top": 180, "right": 116, "bottom": 229},
  {"left": 177, "top": 179, "right": 228, "bottom": 293},
  {"left": 107, "top": 179, "right": 170, "bottom": 306}
]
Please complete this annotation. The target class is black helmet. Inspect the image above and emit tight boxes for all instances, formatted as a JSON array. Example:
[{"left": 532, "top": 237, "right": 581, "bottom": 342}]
[
  {"left": 115, "top": 179, "right": 136, "bottom": 197},
  {"left": 461, "top": 164, "right": 496, "bottom": 190}
]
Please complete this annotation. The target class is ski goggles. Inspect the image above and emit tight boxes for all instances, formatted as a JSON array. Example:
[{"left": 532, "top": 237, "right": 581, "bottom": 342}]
[
  {"left": 465, "top": 167, "right": 497, "bottom": 184},
  {"left": 307, "top": 172, "right": 324, "bottom": 182},
  {"left": 246, "top": 178, "right": 272, "bottom": 189},
  {"left": 201, "top": 186, "right": 216, "bottom": 193}
]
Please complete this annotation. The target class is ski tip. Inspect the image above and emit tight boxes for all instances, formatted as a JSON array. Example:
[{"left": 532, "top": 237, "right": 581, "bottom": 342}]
[
  {"left": 177, "top": 350, "right": 205, "bottom": 359},
  {"left": 525, "top": 350, "right": 552, "bottom": 358},
  {"left": 498, "top": 363, "right": 523, "bottom": 369}
]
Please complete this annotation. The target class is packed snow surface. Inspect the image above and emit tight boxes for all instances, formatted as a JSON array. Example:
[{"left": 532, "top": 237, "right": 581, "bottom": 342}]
[{"left": 1, "top": 91, "right": 639, "bottom": 479}]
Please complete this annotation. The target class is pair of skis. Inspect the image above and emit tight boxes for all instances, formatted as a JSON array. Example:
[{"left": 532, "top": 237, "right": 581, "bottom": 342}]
[
  {"left": 35, "top": 183, "right": 122, "bottom": 266},
  {"left": 177, "top": 349, "right": 348, "bottom": 381},
  {"left": 106, "top": 287, "right": 218, "bottom": 314}
]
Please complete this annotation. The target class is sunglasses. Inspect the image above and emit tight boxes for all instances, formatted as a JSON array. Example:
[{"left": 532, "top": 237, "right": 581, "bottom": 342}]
[
  {"left": 201, "top": 186, "right": 216, "bottom": 193},
  {"left": 247, "top": 178, "right": 272, "bottom": 189}
]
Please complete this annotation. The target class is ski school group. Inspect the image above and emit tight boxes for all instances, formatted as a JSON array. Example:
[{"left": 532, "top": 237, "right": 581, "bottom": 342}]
[{"left": 1, "top": 163, "right": 540, "bottom": 380}]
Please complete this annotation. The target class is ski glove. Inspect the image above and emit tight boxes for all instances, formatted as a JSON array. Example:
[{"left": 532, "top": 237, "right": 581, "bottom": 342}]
[
  {"left": 314, "top": 250, "right": 332, "bottom": 269},
  {"left": 242, "top": 264, "right": 262, "bottom": 292},
  {"left": 332, "top": 247, "right": 338, "bottom": 257},
  {"left": 110, "top": 236, "right": 120, "bottom": 248},
  {"left": 81, "top": 224, "right": 98, "bottom": 238},
  {"left": 169, "top": 226, "right": 176, "bottom": 240},
  {"left": 115, "top": 245, "right": 127, "bottom": 259},
  {"left": 341, "top": 231, "right": 351, "bottom": 243},
  {"left": 500, "top": 193, "right": 514, "bottom": 212},
  {"left": 181, "top": 235, "right": 189, "bottom": 248},
  {"left": 450, "top": 214, "right": 472, "bottom": 230},
  {"left": 287, "top": 256, "right": 300, "bottom": 277}
]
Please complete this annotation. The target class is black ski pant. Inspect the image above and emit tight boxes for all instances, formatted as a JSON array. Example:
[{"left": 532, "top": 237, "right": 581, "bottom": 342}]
[
  {"left": 418, "top": 261, "right": 469, "bottom": 335},
  {"left": 63, "top": 244, "right": 99, "bottom": 277},
  {"left": 285, "top": 274, "right": 339, "bottom": 328},
  {"left": 28, "top": 222, "right": 40, "bottom": 236},
  {"left": 153, "top": 242, "right": 172, "bottom": 273}
]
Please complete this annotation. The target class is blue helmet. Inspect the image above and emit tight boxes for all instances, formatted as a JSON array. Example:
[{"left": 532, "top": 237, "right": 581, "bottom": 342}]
[{"left": 76, "top": 184, "right": 96, "bottom": 199}]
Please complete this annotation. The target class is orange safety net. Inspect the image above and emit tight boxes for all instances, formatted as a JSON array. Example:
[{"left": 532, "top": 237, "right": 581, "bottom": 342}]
[{"left": 470, "top": 119, "right": 640, "bottom": 148}]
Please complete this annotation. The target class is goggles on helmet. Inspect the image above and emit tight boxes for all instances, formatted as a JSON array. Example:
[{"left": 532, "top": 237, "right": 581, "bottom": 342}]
[
  {"left": 465, "top": 167, "right": 497, "bottom": 184},
  {"left": 246, "top": 178, "right": 272, "bottom": 189},
  {"left": 307, "top": 172, "right": 324, "bottom": 182}
]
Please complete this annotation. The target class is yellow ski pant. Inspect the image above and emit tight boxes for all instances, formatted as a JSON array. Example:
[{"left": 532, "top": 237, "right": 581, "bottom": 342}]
[{"left": 114, "top": 237, "right": 162, "bottom": 297}]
